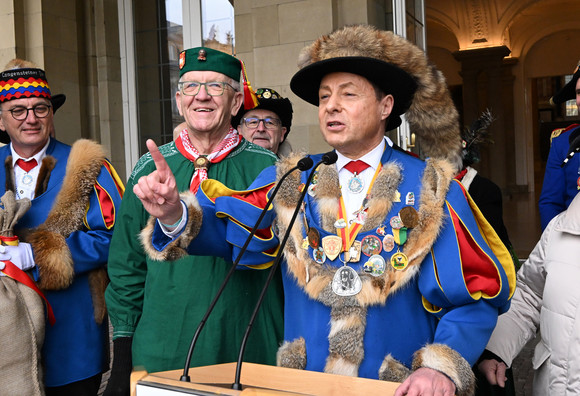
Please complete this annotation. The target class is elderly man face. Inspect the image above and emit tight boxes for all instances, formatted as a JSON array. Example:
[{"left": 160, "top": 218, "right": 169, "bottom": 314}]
[
  {"left": 239, "top": 108, "right": 287, "bottom": 153},
  {"left": 176, "top": 70, "right": 243, "bottom": 138},
  {"left": 0, "top": 97, "right": 53, "bottom": 158}
]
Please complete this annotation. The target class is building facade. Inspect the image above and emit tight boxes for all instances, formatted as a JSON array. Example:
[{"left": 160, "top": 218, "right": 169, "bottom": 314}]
[{"left": 0, "top": 0, "right": 578, "bottom": 195}]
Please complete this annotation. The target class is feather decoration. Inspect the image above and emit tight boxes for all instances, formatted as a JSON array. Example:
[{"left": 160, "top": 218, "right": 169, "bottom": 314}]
[{"left": 461, "top": 109, "right": 495, "bottom": 167}]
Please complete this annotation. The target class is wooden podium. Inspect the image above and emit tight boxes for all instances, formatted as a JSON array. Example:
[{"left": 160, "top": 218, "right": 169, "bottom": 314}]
[{"left": 132, "top": 362, "right": 400, "bottom": 395}]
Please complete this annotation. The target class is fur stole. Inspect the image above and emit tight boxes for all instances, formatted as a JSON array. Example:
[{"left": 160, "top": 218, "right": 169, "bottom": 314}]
[
  {"left": 22, "top": 139, "right": 110, "bottom": 324},
  {"left": 274, "top": 153, "right": 475, "bottom": 395}
]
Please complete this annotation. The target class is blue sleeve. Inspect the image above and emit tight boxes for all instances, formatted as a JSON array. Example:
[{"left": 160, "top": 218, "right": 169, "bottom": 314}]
[
  {"left": 152, "top": 165, "right": 280, "bottom": 267},
  {"left": 67, "top": 162, "right": 123, "bottom": 275},
  {"left": 419, "top": 180, "right": 516, "bottom": 365},
  {"left": 539, "top": 135, "right": 568, "bottom": 230}
]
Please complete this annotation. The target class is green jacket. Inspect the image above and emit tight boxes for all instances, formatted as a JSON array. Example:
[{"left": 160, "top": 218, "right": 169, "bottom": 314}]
[{"left": 105, "top": 140, "right": 283, "bottom": 373}]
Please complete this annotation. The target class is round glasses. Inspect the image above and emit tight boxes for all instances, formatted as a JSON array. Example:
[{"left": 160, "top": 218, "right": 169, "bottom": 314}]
[
  {"left": 7, "top": 104, "right": 52, "bottom": 121},
  {"left": 242, "top": 117, "right": 282, "bottom": 130},
  {"left": 179, "top": 81, "right": 235, "bottom": 96}
]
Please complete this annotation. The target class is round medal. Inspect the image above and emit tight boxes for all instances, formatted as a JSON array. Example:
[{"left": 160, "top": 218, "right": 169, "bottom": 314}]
[
  {"left": 21, "top": 174, "right": 33, "bottom": 186},
  {"left": 390, "top": 251, "right": 409, "bottom": 271},
  {"left": 382, "top": 234, "right": 395, "bottom": 252},
  {"left": 361, "top": 235, "right": 382, "bottom": 256},
  {"left": 194, "top": 156, "right": 210, "bottom": 169},
  {"left": 331, "top": 266, "right": 362, "bottom": 296},
  {"left": 363, "top": 254, "right": 386, "bottom": 277},
  {"left": 307, "top": 228, "right": 320, "bottom": 249},
  {"left": 389, "top": 215, "right": 403, "bottom": 229},
  {"left": 312, "top": 246, "right": 326, "bottom": 264},
  {"left": 347, "top": 175, "right": 364, "bottom": 194},
  {"left": 399, "top": 206, "right": 419, "bottom": 228}
]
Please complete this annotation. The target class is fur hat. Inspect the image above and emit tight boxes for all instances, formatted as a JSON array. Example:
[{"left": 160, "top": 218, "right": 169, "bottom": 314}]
[
  {"left": 551, "top": 60, "right": 580, "bottom": 105},
  {"left": 290, "top": 24, "right": 462, "bottom": 167}
]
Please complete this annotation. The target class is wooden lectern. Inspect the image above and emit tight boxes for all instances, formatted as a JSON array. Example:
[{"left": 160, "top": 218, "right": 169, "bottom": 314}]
[{"left": 132, "top": 362, "right": 400, "bottom": 395}]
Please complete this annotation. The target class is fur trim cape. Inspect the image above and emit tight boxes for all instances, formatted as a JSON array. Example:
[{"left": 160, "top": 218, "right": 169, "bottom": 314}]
[{"left": 5, "top": 139, "right": 110, "bottom": 324}]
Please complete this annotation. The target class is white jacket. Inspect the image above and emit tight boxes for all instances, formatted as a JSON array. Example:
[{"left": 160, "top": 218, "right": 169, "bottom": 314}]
[{"left": 486, "top": 193, "right": 580, "bottom": 395}]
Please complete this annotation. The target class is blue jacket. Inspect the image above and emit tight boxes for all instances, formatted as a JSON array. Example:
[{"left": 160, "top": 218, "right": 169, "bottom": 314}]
[
  {"left": 0, "top": 139, "right": 123, "bottom": 387},
  {"left": 539, "top": 124, "right": 580, "bottom": 230}
]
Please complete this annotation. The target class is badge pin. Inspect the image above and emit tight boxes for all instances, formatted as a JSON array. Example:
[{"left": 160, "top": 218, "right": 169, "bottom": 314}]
[
  {"left": 361, "top": 235, "right": 382, "bottom": 256},
  {"left": 399, "top": 206, "right": 419, "bottom": 229},
  {"left": 389, "top": 215, "right": 403, "bottom": 230},
  {"left": 322, "top": 235, "right": 342, "bottom": 261},
  {"left": 334, "top": 218, "right": 347, "bottom": 229},
  {"left": 301, "top": 238, "right": 309, "bottom": 250},
  {"left": 307, "top": 184, "right": 317, "bottom": 197},
  {"left": 382, "top": 234, "right": 395, "bottom": 252},
  {"left": 307, "top": 228, "right": 320, "bottom": 249},
  {"left": 394, "top": 190, "right": 401, "bottom": 202},
  {"left": 313, "top": 246, "right": 326, "bottom": 264},
  {"left": 332, "top": 266, "right": 362, "bottom": 296},
  {"left": 363, "top": 254, "right": 386, "bottom": 277},
  {"left": 347, "top": 175, "right": 365, "bottom": 194},
  {"left": 376, "top": 225, "right": 387, "bottom": 237},
  {"left": 405, "top": 192, "right": 415, "bottom": 206},
  {"left": 344, "top": 241, "right": 361, "bottom": 263},
  {"left": 390, "top": 251, "right": 409, "bottom": 271}
]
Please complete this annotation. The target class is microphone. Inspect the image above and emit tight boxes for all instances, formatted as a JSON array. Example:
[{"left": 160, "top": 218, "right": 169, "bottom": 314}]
[
  {"left": 180, "top": 155, "right": 314, "bottom": 382},
  {"left": 232, "top": 150, "right": 337, "bottom": 390}
]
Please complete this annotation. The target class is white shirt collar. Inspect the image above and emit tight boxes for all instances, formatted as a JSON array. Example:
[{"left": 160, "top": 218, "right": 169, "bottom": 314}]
[
  {"left": 11, "top": 138, "right": 50, "bottom": 166},
  {"left": 336, "top": 137, "right": 386, "bottom": 172}
]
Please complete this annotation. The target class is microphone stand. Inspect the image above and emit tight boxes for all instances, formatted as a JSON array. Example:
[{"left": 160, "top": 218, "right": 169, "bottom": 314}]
[
  {"left": 180, "top": 156, "right": 314, "bottom": 382},
  {"left": 231, "top": 151, "right": 338, "bottom": 390}
]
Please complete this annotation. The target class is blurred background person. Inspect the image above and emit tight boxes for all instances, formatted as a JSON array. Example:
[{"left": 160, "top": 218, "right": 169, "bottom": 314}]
[{"left": 539, "top": 59, "right": 580, "bottom": 230}]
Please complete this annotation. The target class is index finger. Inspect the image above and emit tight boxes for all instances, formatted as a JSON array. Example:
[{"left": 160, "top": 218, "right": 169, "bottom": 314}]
[{"left": 146, "top": 139, "right": 170, "bottom": 174}]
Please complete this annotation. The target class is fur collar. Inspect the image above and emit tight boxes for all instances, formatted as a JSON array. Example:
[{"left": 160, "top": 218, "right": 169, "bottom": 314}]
[{"left": 274, "top": 152, "right": 454, "bottom": 307}]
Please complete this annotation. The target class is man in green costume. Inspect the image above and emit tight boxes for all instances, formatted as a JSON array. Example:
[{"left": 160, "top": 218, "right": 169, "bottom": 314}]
[{"left": 103, "top": 47, "right": 284, "bottom": 395}]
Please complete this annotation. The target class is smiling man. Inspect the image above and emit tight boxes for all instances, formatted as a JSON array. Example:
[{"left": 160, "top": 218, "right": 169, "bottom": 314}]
[
  {"left": 0, "top": 59, "right": 124, "bottom": 396},
  {"left": 134, "top": 25, "right": 516, "bottom": 396},
  {"left": 233, "top": 87, "right": 293, "bottom": 156},
  {"left": 104, "top": 47, "right": 284, "bottom": 395}
]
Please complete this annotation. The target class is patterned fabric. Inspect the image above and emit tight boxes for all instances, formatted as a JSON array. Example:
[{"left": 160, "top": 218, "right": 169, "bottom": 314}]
[
  {"left": 175, "top": 128, "right": 241, "bottom": 193},
  {"left": 0, "top": 68, "right": 52, "bottom": 102}
]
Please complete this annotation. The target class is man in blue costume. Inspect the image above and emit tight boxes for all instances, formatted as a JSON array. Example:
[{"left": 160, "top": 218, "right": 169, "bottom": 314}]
[
  {"left": 539, "top": 59, "right": 580, "bottom": 230},
  {"left": 0, "top": 58, "right": 124, "bottom": 395},
  {"left": 135, "top": 25, "right": 515, "bottom": 396}
]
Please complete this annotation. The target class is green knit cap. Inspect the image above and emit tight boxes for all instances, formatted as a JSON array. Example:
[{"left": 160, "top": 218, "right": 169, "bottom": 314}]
[{"left": 178, "top": 47, "right": 241, "bottom": 80}]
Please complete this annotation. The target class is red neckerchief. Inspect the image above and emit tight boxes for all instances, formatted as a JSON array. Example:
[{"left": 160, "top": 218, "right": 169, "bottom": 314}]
[{"left": 175, "top": 127, "right": 241, "bottom": 193}]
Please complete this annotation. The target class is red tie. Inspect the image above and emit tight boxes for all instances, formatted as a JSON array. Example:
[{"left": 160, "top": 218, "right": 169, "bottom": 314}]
[
  {"left": 16, "top": 158, "right": 38, "bottom": 173},
  {"left": 344, "top": 160, "right": 370, "bottom": 175}
]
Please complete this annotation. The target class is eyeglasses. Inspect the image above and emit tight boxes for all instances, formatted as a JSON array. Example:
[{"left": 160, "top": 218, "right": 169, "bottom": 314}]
[
  {"left": 242, "top": 117, "right": 282, "bottom": 130},
  {"left": 6, "top": 104, "right": 52, "bottom": 121},
  {"left": 178, "top": 81, "right": 235, "bottom": 96}
]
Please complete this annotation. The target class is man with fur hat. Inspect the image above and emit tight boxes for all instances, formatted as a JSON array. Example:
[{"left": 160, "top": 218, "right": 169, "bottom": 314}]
[
  {"left": 104, "top": 47, "right": 284, "bottom": 395},
  {"left": 135, "top": 25, "right": 515, "bottom": 395},
  {"left": 233, "top": 87, "right": 293, "bottom": 156},
  {"left": 0, "top": 59, "right": 124, "bottom": 395},
  {"left": 539, "top": 60, "right": 580, "bottom": 230}
]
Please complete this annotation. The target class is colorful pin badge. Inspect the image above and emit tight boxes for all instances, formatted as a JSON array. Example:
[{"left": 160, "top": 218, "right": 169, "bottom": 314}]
[
  {"left": 361, "top": 235, "right": 382, "bottom": 256},
  {"left": 322, "top": 235, "right": 342, "bottom": 261},
  {"left": 363, "top": 254, "right": 386, "bottom": 277},
  {"left": 390, "top": 251, "right": 409, "bottom": 270},
  {"left": 313, "top": 246, "right": 326, "bottom": 264}
]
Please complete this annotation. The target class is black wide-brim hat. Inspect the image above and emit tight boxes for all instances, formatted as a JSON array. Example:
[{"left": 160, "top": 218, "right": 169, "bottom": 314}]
[
  {"left": 552, "top": 65, "right": 580, "bottom": 105},
  {"left": 290, "top": 56, "right": 417, "bottom": 131}
]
